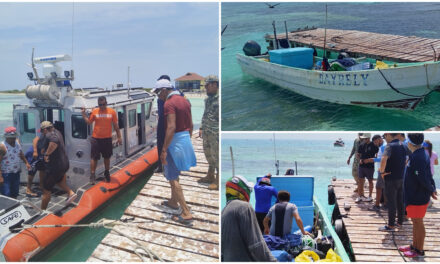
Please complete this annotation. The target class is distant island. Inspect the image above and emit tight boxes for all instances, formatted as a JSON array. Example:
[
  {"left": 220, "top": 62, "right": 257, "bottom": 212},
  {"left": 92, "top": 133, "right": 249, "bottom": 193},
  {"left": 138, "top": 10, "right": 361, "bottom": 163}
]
[{"left": 0, "top": 89, "right": 26, "bottom": 94}]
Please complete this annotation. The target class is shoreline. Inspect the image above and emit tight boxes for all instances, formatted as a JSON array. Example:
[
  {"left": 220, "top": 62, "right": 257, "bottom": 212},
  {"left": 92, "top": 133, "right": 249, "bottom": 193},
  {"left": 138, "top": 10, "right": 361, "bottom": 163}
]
[
  {"left": 185, "top": 92, "right": 207, "bottom": 99},
  {"left": 0, "top": 92, "right": 25, "bottom": 95}
]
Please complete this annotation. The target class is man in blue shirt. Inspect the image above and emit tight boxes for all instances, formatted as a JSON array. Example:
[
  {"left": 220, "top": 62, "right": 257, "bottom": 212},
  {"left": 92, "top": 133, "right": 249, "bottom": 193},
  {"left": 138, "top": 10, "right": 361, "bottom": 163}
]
[
  {"left": 379, "top": 133, "right": 407, "bottom": 231},
  {"left": 254, "top": 176, "right": 278, "bottom": 233},
  {"left": 399, "top": 133, "right": 437, "bottom": 258}
]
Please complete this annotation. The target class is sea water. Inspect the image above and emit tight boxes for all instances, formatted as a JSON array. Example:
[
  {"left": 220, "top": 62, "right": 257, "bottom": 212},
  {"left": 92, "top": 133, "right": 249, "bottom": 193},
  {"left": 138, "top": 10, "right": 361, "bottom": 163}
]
[
  {"left": 221, "top": 135, "right": 440, "bottom": 212},
  {"left": 221, "top": 2, "right": 440, "bottom": 131}
]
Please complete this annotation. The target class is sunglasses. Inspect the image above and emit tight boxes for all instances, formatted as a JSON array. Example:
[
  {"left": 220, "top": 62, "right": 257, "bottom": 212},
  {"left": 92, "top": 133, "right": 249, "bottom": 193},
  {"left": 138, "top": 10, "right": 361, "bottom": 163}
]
[{"left": 98, "top": 103, "right": 106, "bottom": 106}]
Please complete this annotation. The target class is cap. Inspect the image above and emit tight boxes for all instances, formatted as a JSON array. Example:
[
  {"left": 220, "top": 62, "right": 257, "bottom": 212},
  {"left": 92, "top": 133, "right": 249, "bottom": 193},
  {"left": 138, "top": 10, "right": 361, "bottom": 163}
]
[
  {"left": 40, "top": 121, "right": 53, "bottom": 130},
  {"left": 260, "top": 177, "right": 271, "bottom": 185},
  {"left": 360, "top": 133, "right": 371, "bottom": 139},
  {"left": 152, "top": 79, "right": 173, "bottom": 93},
  {"left": 205, "top": 75, "right": 219, "bottom": 83},
  {"left": 4, "top": 127, "right": 18, "bottom": 138},
  {"left": 157, "top": 75, "right": 171, "bottom": 81},
  {"left": 225, "top": 175, "right": 254, "bottom": 202}
]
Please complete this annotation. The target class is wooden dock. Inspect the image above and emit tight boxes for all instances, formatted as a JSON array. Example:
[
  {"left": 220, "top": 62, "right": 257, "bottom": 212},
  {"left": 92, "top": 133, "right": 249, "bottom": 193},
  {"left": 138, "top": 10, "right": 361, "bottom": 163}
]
[
  {"left": 88, "top": 135, "right": 219, "bottom": 262},
  {"left": 267, "top": 28, "right": 440, "bottom": 62},
  {"left": 332, "top": 179, "right": 440, "bottom": 262}
]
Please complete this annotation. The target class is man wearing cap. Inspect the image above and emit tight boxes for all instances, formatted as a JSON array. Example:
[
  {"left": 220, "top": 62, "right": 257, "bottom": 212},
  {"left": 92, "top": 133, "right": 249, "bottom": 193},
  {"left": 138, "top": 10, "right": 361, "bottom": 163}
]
[
  {"left": 222, "top": 175, "right": 276, "bottom": 262},
  {"left": 82, "top": 96, "right": 122, "bottom": 184},
  {"left": 356, "top": 133, "right": 378, "bottom": 203},
  {"left": 197, "top": 75, "right": 219, "bottom": 190},
  {"left": 40, "top": 121, "right": 77, "bottom": 209},
  {"left": 347, "top": 133, "right": 363, "bottom": 193},
  {"left": 399, "top": 133, "right": 437, "bottom": 258},
  {"left": 153, "top": 79, "right": 196, "bottom": 225},
  {"left": 155, "top": 75, "right": 171, "bottom": 173},
  {"left": 0, "top": 127, "right": 31, "bottom": 198},
  {"left": 254, "top": 176, "right": 278, "bottom": 233},
  {"left": 379, "top": 133, "right": 407, "bottom": 231}
]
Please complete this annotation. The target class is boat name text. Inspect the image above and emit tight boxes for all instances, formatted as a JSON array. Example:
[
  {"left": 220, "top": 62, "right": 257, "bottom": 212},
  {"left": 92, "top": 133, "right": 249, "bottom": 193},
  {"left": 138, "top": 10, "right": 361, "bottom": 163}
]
[
  {"left": 319, "top": 73, "right": 369, "bottom": 86},
  {"left": 0, "top": 211, "right": 22, "bottom": 225}
]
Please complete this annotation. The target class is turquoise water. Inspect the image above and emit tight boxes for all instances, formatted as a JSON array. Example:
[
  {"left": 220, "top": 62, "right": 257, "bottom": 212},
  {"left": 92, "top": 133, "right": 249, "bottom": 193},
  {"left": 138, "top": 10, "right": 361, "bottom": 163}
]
[
  {"left": 221, "top": 134, "right": 440, "bottom": 211},
  {"left": 221, "top": 2, "right": 440, "bottom": 131}
]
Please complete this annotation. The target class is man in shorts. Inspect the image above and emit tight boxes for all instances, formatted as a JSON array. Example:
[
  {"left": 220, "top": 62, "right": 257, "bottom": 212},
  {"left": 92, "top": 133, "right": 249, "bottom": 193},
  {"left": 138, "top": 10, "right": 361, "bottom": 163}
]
[
  {"left": 356, "top": 133, "right": 379, "bottom": 202},
  {"left": 82, "top": 96, "right": 122, "bottom": 184},
  {"left": 263, "top": 190, "right": 311, "bottom": 237},
  {"left": 154, "top": 79, "right": 196, "bottom": 225},
  {"left": 40, "top": 121, "right": 76, "bottom": 210},
  {"left": 24, "top": 134, "right": 46, "bottom": 197},
  {"left": 399, "top": 133, "right": 437, "bottom": 258},
  {"left": 371, "top": 134, "right": 387, "bottom": 210}
]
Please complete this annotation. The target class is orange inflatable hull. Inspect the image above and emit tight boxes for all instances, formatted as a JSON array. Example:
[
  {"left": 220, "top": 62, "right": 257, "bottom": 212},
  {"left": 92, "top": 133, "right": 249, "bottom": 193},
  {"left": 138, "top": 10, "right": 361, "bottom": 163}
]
[{"left": 2, "top": 147, "right": 158, "bottom": 262}]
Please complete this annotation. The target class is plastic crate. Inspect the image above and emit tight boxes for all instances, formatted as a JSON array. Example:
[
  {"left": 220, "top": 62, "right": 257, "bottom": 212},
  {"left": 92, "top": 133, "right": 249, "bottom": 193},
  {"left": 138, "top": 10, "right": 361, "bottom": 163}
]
[{"left": 269, "top": 48, "right": 314, "bottom": 69}]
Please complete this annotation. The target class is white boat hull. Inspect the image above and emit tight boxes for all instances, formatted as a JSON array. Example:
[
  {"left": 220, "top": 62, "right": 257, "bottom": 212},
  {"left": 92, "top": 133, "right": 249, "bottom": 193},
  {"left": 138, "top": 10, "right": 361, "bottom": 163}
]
[{"left": 237, "top": 54, "right": 440, "bottom": 110}]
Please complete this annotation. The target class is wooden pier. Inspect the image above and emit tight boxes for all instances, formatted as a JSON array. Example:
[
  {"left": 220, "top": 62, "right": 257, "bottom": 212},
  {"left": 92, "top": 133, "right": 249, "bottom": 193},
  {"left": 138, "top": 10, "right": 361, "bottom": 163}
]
[
  {"left": 332, "top": 179, "right": 440, "bottom": 262},
  {"left": 267, "top": 28, "right": 440, "bottom": 62},
  {"left": 88, "top": 135, "right": 219, "bottom": 262}
]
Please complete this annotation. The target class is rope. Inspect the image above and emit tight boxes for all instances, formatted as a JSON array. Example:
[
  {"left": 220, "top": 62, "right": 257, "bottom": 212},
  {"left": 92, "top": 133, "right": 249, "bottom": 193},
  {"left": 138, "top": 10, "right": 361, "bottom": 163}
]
[
  {"left": 377, "top": 209, "right": 407, "bottom": 262},
  {"left": 10, "top": 218, "right": 163, "bottom": 262},
  {"left": 377, "top": 68, "right": 433, "bottom": 98}
]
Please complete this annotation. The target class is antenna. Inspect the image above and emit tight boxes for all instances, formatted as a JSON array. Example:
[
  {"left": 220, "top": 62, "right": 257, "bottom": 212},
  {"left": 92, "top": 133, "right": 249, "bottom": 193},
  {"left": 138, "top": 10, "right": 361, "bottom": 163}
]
[
  {"left": 273, "top": 133, "right": 279, "bottom": 175},
  {"left": 71, "top": 1, "right": 75, "bottom": 69},
  {"left": 323, "top": 4, "right": 328, "bottom": 59},
  {"left": 230, "top": 146, "right": 235, "bottom": 177},
  {"left": 127, "top": 66, "right": 131, "bottom": 96},
  {"left": 30, "top": 48, "right": 41, "bottom": 84}
]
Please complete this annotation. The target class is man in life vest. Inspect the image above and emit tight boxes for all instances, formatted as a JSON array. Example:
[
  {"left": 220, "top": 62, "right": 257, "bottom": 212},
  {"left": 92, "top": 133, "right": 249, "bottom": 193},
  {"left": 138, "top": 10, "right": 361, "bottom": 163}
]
[{"left": 0, "top": 127, "right": 31, "bottom": 198}]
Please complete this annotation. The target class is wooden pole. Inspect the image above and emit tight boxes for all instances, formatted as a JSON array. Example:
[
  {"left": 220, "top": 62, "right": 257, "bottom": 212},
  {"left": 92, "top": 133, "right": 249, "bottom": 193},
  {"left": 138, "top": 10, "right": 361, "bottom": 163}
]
[
  {"left": 284, "top": 21, "right": 290, "bottom": 48},
  {"left": 272, "top": 21, "right": 279, "bottom": 49},
  {"left": 323, "top": 4, "right": 328, "bottom": 58}
]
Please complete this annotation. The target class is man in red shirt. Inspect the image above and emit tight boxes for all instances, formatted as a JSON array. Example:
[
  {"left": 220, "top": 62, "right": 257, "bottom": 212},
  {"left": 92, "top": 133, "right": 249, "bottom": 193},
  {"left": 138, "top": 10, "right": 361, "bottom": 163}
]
[
  {"left": 153, "top": 79, "right": 196, "bottom": 225},
  {"left": 82, "top": 96, "right": 122, "bottom": 184}
]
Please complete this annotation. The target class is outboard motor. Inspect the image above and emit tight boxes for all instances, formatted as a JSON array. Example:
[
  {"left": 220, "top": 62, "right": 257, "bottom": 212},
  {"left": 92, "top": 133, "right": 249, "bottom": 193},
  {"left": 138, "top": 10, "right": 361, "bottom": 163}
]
[{"left": 243, "top": 40, "right": 261, "bottom": 56}]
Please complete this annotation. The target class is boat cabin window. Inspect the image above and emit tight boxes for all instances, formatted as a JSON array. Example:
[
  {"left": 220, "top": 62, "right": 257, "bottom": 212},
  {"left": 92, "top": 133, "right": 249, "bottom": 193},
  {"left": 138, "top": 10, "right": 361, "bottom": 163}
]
[
  {"left": 17, "top": 112, "right": 36, "bottom": 144},
  {"left": 117, "top": 109, "right": 124, "bottom": 129},
  {"left": 71, "top": 115, "right": 87, "bottom": 139},
  {"left": 145, "top": 102, "right": 151, "bottom": 120},
  {"left": 128, "top": 109, "right": 136, "bottom": 128}
]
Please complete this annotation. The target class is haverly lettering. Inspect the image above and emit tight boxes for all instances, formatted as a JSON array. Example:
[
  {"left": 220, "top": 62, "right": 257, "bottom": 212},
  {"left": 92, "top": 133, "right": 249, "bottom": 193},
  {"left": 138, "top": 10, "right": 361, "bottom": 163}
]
[{"left": 319, "top": 73, "right": 369, "bottom": 86}]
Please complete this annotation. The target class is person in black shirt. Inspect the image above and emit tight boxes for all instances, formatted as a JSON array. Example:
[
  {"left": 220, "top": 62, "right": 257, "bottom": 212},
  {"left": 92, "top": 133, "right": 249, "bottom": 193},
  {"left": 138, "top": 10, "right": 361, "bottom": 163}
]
[{"left": 356, "top": 133, "right": 379, "bottom": 202}]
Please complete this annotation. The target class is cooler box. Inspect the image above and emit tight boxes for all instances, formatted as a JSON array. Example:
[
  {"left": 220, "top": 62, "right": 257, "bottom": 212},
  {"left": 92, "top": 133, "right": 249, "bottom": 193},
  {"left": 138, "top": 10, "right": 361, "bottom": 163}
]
[
  {"left": 256, "top": 176, "right": 315, "bottom": 232},
  {"left": 269, "top": 48, "right": 314, "bottom": 69}
]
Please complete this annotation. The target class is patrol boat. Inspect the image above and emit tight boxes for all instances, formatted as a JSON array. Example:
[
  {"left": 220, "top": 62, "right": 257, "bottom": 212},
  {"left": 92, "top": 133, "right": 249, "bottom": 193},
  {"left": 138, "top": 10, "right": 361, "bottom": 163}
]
[{"left": 0, "top": 52, "right": 158, "bottom": 261}]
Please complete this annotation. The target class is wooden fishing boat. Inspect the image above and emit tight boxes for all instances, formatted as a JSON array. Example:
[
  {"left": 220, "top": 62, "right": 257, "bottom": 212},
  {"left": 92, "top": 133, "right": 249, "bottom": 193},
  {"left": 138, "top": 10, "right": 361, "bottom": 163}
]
[
  {"left": 237, "top": 28, "right": 440, "bottom": 110},
  {"left": 0, "top": 52, "right": 158, "bottom": 261}
]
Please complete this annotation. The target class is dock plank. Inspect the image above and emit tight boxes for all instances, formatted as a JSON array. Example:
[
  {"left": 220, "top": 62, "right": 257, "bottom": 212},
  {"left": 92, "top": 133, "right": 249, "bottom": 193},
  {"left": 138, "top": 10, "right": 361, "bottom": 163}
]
[
  {"left": 88, "top": 134, "right": 218, "bottom": 262},
  {"left": 332, "top": 179, "right": 440, "bottom": 262}
]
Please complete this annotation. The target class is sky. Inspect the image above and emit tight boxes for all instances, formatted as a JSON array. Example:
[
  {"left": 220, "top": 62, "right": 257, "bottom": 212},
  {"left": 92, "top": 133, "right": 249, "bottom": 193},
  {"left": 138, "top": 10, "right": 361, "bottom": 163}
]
[{"left": 0, "top": 2, "right": 219, "bottom": 91}]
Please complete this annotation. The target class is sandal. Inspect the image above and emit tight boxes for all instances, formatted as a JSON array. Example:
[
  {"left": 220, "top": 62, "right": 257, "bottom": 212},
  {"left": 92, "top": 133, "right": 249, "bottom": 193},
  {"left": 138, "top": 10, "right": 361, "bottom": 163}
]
[
  {"left": 161, "top": 201, "right": 180, "bottom": 210},
  {"left": 379, "top": 225, "right": 395, "bottom": 231},
  {"left": 172, "top": 215, "right": 193, "bottom": 226},
  {"left": 26, "top": 191, "right": 39, "bottom": 198}
]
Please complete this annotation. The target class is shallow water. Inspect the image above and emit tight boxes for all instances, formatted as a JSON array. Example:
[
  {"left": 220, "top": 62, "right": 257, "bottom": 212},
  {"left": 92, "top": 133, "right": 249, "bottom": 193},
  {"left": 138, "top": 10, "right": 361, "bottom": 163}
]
[{"left": 221, "top": 2, "right": 440, "bottom": 131}]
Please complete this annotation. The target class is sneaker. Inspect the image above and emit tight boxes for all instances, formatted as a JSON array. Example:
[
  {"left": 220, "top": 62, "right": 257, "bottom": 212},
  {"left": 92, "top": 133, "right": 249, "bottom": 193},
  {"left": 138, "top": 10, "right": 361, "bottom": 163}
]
[
  {"left": 403, "top": 250, "right": 424, "bottom": 258},
  {"left": 398, "top": 245, "right": 413, "bottom": 252},
  {"left": 371, "top": 205, "right": 381, "bottom": 211},
  {"left": 65, "top": 193, "right": 78, "bottom": 205},
  {"left": 364, "top": 196, "right": 373, "bottom": 202},
  {"left": 104, "top": 170, "right": 110, "bottom": 183},
  {"left": 355, "top": 197, "right": 362, "bottom": 203},
  {"left": 379, "top": 225, "right": 395, "bottom": 232},
  {"left": 90, "top": 173, "right": 96, "bottom": 185}
]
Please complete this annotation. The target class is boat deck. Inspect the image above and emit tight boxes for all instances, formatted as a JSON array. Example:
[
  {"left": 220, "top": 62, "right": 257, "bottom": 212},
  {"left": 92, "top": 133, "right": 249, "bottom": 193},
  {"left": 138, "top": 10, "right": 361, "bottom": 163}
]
[
  {"left": 267, "top": 28, "right": 440, "bottom": 62},
  {"left": 332, "top": 179, "right": 440, "bottom": 262},
  {"left": 88, "top": 135, "right": 219, "bottom": 262}
]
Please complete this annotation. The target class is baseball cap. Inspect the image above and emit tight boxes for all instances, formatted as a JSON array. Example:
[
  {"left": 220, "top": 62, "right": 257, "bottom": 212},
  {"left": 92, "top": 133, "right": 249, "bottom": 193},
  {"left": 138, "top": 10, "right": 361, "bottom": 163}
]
[
  {"left": 360, "top": 133, "right": 371, "bottom": 139},
  {"left": 40, "top": 121, "right": 53, "bottom": 130},
  {"left": 4, "top": 127, "right": 18, "bottom": 138}
]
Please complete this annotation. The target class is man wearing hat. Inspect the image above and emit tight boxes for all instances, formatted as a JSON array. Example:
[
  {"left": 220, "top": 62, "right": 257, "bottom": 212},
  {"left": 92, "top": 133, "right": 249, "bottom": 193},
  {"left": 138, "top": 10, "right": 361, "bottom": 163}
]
[
  {"left": 379, "top": 133, "right": 407, "bottom": 231},
  {"left": 254, "top": 176, "right": 278, "bottom": 233},
  {"left": 153, "top": 79, "right": 196, "bottom": 225},
  {"left": 356, "top": 133, "right": 379, "bottom": 203},
  {"left": 39, "top": 121, "right": 77, "bottom": 209},
  {"left": 221, "top": 175, "right": 276, "bottom": 262},
  {"left": 0, "top": 127, "right": 31, "bottom": 198},
  {"left": 197, "top": 75, "right": 219, "bottom": 190}
]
